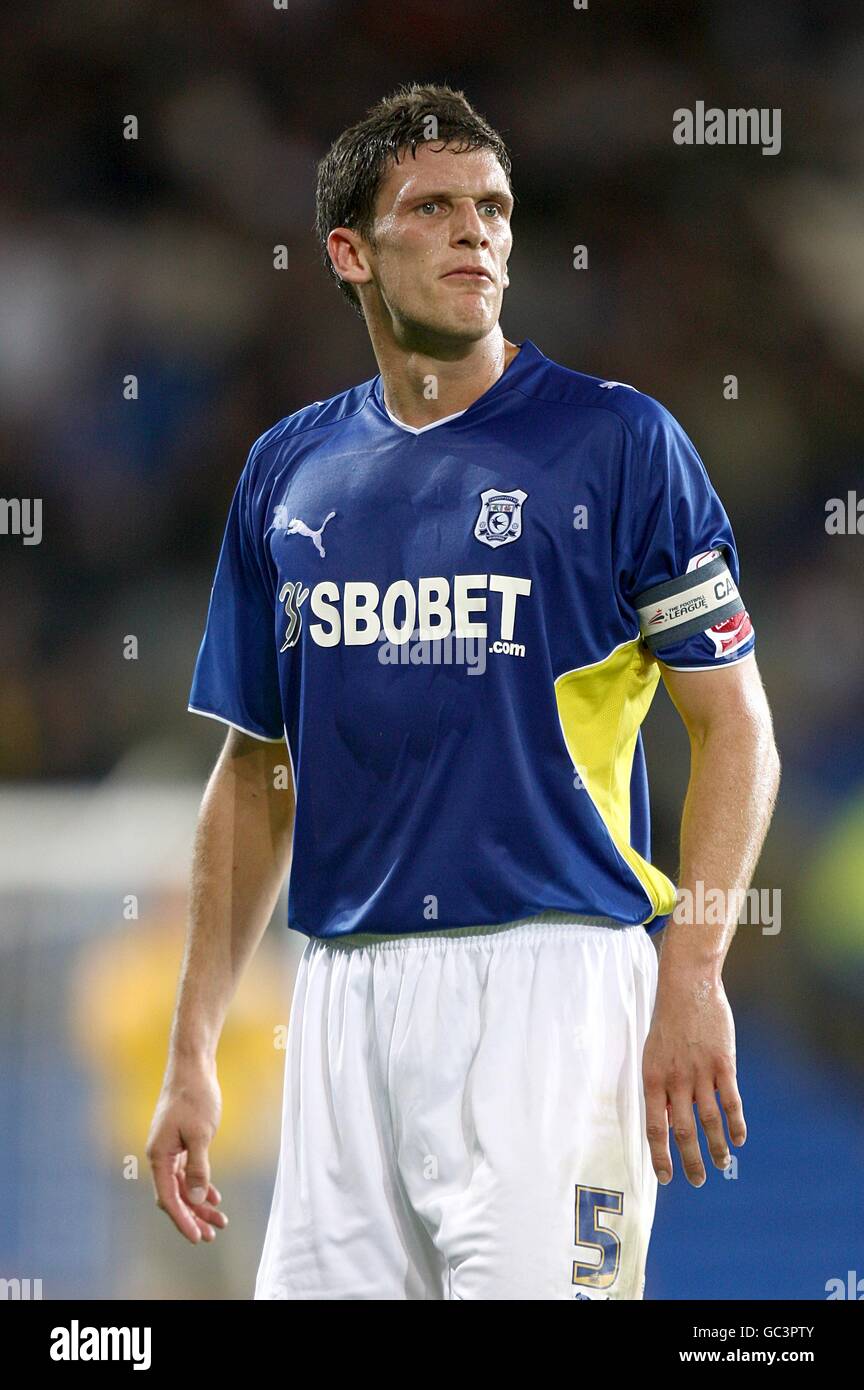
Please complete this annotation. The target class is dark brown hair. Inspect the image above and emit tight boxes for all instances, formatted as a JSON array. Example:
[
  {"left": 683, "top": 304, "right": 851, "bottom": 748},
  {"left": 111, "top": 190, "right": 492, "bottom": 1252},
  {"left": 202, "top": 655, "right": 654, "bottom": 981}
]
[{"left": 315, "top": 83, "right": 513, "bottom": 317}]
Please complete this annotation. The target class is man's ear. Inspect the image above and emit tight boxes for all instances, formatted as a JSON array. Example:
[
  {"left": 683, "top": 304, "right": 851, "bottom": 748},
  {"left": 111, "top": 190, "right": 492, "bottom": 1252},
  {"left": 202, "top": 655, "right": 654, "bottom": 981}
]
[{"left": 327, "top": 227, "right": 373, "bottom": 291}]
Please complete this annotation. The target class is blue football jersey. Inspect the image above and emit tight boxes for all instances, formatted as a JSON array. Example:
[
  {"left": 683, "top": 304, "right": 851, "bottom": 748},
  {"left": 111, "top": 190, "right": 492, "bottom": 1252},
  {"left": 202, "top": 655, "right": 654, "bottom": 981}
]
[{"left": 188, "top": 339, "right": 755, "bottom": 939}]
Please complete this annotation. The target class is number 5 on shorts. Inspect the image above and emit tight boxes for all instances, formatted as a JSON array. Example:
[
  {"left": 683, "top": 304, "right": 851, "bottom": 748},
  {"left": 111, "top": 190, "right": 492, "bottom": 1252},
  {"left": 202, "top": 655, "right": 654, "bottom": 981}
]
[{"left": 572, "top": 1184, "right": 623, "bottom": 1290}]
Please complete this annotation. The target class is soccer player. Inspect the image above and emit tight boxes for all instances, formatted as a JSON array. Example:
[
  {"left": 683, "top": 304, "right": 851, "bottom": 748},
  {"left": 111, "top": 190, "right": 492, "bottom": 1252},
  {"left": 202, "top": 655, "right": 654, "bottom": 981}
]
[{"left": 147, "top": 84, "right": 780, "bottom": 1300}]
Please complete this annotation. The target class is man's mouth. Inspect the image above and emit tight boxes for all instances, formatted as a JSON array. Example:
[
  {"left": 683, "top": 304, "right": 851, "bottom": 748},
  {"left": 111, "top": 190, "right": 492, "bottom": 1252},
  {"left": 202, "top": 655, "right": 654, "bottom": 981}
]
[{"left": 442, "top": 266, "right": 493, "bottom": 281}]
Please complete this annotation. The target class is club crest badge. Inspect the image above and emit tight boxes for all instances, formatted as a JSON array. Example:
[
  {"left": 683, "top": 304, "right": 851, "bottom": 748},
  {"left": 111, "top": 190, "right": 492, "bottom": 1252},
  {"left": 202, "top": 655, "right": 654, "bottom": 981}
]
[{"left": 474, "top": 488, "right": 528, "bottom": 548}]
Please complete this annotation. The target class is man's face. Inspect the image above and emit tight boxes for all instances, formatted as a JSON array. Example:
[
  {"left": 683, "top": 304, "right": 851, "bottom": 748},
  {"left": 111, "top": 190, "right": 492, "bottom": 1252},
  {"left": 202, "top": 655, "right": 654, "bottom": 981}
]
[{"left": 361, "top": 142, "right": 513, "bottom": 344}]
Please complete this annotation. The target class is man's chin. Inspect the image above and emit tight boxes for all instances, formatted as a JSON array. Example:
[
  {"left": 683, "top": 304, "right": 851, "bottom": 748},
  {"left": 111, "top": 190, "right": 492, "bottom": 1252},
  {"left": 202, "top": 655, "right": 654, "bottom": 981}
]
[{"left": 396, "top": 303, "right": 500, "bottom": 351}]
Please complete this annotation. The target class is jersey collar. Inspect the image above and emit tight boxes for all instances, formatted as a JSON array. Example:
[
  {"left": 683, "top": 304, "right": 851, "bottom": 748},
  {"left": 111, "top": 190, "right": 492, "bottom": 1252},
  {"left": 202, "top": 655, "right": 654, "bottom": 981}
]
[{"left": 370, "top": 339, "right": 543, "bottom": 434}]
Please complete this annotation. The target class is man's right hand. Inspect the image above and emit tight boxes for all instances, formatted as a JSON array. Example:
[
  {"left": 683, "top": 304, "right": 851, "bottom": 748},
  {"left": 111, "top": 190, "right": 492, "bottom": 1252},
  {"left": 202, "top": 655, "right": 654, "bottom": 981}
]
[{"left": 146, "top": 1063, "right": 228, "bottom": 1244}]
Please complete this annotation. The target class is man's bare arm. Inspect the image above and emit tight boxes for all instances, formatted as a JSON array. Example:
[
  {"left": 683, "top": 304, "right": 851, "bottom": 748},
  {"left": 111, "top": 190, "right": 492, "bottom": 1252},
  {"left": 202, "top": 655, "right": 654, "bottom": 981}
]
[
  {"left": 642, "top": 656, "right": 781, "bottom": 1187},
  {"left": 147, "top": 728, "right": 295, "bottom": 1243}
]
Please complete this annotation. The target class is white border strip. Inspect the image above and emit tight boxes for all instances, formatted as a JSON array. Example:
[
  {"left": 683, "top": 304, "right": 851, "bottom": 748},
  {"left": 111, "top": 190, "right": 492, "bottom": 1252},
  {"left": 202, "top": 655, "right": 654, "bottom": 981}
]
[
  {"left": 187, "top": 705, "right": 285, "bottom": 743},
  {"left": 380, "top": 400, "right": 468, "bottom": 435},
  {"left": 658, "top": 648, "right": 756, "bottom": 672}
]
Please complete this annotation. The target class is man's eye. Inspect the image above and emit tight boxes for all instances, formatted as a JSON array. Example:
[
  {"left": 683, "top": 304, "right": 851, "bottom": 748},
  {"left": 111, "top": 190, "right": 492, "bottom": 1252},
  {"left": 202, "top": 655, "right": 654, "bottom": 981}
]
[
  {"left": 417, "top": 201, "right": 439, "bottom": 214},
  {"left": 481, "top": 203, "right": 501, "bottom": 217}
]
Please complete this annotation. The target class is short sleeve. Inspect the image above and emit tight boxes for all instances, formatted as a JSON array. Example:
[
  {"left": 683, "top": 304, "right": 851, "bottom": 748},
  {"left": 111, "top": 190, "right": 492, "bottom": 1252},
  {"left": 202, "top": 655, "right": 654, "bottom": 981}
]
[
  {"left": 621, "top": 402, "right": 755, "bottom": 669},
  {"left": 188, "top": 443, "right": 285, "bottom": 741}
]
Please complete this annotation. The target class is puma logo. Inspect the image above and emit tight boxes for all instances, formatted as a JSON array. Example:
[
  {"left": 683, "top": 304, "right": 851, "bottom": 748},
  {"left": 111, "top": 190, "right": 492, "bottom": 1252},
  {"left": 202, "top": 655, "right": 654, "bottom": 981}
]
[{"left": 286, "top": 510, "right": 336, "bottom": 558}]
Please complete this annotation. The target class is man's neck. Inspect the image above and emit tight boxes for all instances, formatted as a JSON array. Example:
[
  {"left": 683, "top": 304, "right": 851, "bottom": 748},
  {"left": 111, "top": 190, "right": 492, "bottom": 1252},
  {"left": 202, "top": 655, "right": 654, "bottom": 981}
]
[{"left": 372, "top": 328, "right": 521, "bottom": 430}]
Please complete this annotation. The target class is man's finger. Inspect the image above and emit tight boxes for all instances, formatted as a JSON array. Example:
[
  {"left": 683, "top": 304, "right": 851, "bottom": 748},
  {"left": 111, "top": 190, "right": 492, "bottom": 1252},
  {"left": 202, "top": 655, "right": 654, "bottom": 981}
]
[
  {"left": 150, "top": 1154, "right": 202, "bottom": 1244},
  {"left": 668, "top": 1090, "right": 706, "bottom": 1186},
  {"left": 182, "top": 1136, "right": 211, "bottom": 1206},
  {"left": 190, "top": 1200, "right": 229, "bottom": 1229},
  {"left": 643, "top": 1073, "right": 673, "bottom": 1183},
  {"left": 193, "top": 1213, "right": 218, "bottom": 1242},
  {"left": 696, "top": 1088, "right": 731, "bottom": 1170},
  {"left": 717, "top": 1063, "right": 747, "bottom": 1146}
]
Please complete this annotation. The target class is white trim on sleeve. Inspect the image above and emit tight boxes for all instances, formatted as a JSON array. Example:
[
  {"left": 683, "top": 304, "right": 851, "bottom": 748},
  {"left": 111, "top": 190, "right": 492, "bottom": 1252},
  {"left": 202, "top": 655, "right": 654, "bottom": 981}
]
[
  {"left": 187, "top": 705, "right": 285, "bottom": 742},
  {"left": 657, "top": 649, "right": 756, "bottom": 672}
]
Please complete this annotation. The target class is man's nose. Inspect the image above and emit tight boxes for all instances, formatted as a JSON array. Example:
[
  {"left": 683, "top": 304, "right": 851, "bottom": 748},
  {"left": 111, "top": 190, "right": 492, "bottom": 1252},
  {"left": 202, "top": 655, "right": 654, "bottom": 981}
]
[{"left": 450, "top": 202, "right": 488, "bottom": 245}]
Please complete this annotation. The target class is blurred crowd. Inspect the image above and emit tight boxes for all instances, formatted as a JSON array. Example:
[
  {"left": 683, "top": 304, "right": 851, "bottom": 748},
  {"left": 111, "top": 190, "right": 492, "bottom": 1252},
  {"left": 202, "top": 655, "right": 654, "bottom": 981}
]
[{"left": 1, "top": 0, "right": 863, "bottom": 1008}]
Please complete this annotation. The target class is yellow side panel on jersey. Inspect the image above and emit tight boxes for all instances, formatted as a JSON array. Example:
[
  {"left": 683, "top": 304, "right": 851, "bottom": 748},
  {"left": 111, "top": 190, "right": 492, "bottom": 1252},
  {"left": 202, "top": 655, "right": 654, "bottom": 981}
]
[{"left": 554, "top": 638, "right": 677, "bottom": 924}]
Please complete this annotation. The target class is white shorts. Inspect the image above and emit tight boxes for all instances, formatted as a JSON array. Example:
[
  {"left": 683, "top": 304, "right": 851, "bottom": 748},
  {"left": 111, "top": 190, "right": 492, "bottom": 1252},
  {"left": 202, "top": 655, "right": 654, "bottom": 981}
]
[{"left": 254, "top": 914, "right": 659, "bottom": 1300}]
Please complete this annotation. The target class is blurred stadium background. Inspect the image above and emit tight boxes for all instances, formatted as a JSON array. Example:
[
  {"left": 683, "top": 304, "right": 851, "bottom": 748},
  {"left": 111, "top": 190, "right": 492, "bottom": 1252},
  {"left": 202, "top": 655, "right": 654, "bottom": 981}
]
[{"left": 1, "top": 0, "right": 863, "bottom": 1300}]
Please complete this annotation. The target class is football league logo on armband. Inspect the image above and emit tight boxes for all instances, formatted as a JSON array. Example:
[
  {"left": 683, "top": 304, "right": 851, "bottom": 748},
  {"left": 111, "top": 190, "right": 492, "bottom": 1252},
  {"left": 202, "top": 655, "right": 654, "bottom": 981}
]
[
  {"left": 636, "top": 547, "right": 753, "bottom": 656},
  {"left": 474, "top": 488, "right": 527, "bottom": 548}
]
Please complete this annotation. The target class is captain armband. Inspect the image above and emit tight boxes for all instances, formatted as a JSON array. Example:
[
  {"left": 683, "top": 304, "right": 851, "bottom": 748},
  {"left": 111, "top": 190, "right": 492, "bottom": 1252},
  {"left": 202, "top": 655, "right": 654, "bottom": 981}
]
[{"left": 634, "top": 553, "right": 745, "bottom": 654}]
